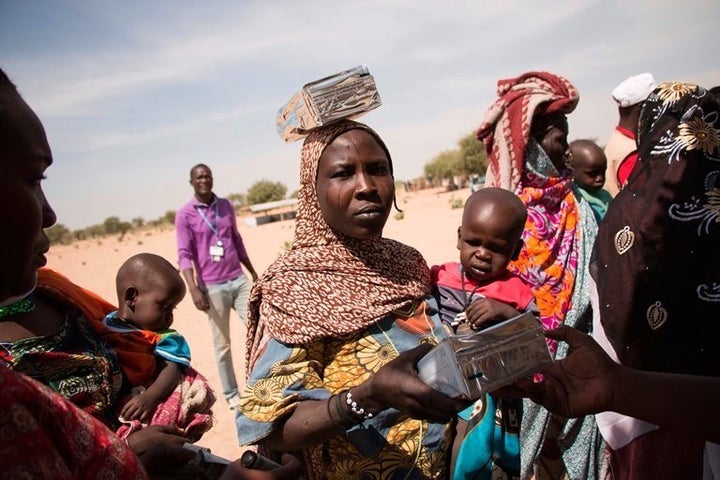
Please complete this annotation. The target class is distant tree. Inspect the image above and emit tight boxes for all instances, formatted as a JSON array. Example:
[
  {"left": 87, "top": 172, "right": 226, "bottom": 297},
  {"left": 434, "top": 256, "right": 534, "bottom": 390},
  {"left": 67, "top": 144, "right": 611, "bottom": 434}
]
[
  {"left": 88, "top": 224, "right": 105, "bottom": 238},
  {"left": 131, "top": 217, "right": 145, "bottom": 229},
  {"left": 103, "top": 216, "right": 124, "bottom": 235},
  {"left": 457, "top": 132, "right": 488, "bottom": 176},
  {"left": 246, "top": 179, "right": 287, "bottom": 205},
  {"left": 162, "top": 210, "right": 176, "bottom": 225},
  {"left": 424, "top": 150, "right": 460, "bottom": 185},
  {"left": 227, "top": 192, "right": 247, "bottom": 208},
  {"left": 45, "top": 224, "right": 74, "bottom": 246}
]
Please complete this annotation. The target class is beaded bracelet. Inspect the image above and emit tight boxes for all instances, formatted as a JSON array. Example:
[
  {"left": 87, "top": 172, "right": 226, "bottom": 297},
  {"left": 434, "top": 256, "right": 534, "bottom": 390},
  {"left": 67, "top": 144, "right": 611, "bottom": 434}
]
[
  {"left": 334, "top": 391, "right": 360, "bottom": 428},
  {"left": 346, "top": 389, "right": 374, "bottom": 420}
]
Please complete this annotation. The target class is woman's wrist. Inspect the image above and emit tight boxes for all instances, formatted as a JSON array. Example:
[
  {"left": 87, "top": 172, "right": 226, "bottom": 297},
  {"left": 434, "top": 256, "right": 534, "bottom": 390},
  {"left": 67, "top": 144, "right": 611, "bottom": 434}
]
[
  {"left": 326, "top": 384, "right": 386, "bottom": 430},
  {"left": 347, "top": 380, "right": 385, "bottom": 416},
  {"left": 327, "top": 392, "right": 357, "bottom": 429},
  {"left": 607, "top": 362, "right": 627, "bottom": 414},
  {"left": 124, "top": 431, "right": 140, "bottom": 453},
  {"left": 345, "top": 390, "right": 374, "bottom": 420}
]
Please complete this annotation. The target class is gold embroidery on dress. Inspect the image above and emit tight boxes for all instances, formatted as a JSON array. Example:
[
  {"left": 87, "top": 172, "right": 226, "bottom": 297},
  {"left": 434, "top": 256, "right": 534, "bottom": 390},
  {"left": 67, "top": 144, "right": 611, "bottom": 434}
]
[
  {"left": 614, "top": 226, "right": 635, "bottom": 255},
  {"left": 646, "top": 301, "right": 668, "bottom": 330}
]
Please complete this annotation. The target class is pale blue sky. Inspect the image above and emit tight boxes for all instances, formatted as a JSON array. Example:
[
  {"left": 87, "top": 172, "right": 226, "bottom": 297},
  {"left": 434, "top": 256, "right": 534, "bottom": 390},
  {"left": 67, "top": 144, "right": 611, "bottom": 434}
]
[{"left": 2, "top": 0, "right": 718, "bottom": 229}]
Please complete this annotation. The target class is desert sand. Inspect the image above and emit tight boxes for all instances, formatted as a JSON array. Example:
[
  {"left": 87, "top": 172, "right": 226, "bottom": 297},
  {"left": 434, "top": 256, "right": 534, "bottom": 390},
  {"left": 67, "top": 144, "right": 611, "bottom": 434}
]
[{"left": 45, "top": 186, "right": 470, "bottom": 460}]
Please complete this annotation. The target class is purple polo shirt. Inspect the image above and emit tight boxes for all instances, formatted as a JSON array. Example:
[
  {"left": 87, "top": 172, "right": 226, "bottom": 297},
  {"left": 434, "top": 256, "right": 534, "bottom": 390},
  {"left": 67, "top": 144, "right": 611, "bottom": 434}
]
[{"left": 175, "top": 195, "right": 249, "bottom": 285}]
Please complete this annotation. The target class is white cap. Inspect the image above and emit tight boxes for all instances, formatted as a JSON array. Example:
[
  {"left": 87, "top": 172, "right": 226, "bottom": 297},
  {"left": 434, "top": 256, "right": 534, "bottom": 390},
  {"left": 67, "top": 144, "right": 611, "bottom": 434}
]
[{"left": 611, "top": 73, "right": 657, "bottom": 107}]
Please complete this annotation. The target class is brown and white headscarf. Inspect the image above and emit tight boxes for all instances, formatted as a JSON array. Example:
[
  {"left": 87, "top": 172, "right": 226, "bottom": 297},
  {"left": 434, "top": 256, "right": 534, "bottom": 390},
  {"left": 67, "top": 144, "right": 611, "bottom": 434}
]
[{"left": 245, "top": 120, "right": 430, "bottom": 372}]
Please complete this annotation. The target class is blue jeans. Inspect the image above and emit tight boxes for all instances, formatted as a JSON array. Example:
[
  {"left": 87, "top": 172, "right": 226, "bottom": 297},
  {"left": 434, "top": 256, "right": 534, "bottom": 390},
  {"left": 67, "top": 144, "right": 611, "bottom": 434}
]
[{"left": 204, "top": 274, "right": 252, "bottom": 401}]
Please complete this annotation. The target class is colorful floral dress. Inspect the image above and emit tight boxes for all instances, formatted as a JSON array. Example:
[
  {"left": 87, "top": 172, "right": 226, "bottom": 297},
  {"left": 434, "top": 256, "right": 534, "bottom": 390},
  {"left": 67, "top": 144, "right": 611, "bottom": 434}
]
[
  {"left": 237, "top": 301, "right": 454, "bottom": 480},
  {"left": 0, "top": 305, "right": 124, "bottom": 429}
]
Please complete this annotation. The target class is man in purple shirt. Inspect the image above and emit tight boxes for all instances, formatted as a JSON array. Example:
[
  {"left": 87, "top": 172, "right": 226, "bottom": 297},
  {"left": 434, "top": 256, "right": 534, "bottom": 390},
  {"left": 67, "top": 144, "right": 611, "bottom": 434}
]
[{"left": 175, "top": 163, "right": 258, "bottom": 410}]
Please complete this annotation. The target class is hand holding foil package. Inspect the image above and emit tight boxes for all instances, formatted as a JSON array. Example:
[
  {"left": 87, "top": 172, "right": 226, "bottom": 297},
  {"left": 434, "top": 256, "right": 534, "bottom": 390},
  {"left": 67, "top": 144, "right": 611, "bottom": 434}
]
[
  {"left": 276, "top": 65, "right": 382, "bottom": 143},
  {"left": 417, "top": 312, "right": 552, "bottom": 400}
]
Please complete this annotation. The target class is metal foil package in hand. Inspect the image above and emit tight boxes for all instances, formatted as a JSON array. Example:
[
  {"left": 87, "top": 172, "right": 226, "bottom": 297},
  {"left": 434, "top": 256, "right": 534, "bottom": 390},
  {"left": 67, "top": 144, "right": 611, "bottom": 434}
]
[
  {"left": 417, "top": 312, "right": 553, "bottom": 400},
  {"left": 276, "top": 65, "right": 382, "bottom": 143}
]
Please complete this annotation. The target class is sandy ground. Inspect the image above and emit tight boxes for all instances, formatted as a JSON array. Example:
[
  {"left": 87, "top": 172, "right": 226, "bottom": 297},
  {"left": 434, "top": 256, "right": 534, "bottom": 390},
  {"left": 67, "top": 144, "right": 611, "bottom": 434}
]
[{"left": 46, "top": 186, "right": 470, "bottom": 460}]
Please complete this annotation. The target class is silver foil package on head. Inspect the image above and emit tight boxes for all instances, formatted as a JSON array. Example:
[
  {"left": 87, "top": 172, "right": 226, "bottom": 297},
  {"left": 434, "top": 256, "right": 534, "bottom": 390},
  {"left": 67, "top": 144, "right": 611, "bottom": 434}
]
[{"left": 276, "top": 65, "right": 382, "bottom": 143}]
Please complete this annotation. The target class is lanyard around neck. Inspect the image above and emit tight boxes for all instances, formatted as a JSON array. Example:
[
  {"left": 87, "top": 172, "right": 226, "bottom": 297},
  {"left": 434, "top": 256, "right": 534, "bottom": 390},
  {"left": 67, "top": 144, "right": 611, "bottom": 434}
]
[{"left": 195, "top": 201, "right": 220, "bottom": 238}]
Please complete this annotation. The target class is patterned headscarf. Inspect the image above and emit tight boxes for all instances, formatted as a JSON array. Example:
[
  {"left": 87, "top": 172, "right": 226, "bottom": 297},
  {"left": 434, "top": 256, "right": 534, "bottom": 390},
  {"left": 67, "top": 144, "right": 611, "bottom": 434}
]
[
  {"left": 245, "top": 120, "right": 430, "bottom": 372},
  {"left": 592, "top": 83, "right": 720, "bottom": 375},
  {"left": 476, "top": 71, "right": 579, "bottom": 191}
]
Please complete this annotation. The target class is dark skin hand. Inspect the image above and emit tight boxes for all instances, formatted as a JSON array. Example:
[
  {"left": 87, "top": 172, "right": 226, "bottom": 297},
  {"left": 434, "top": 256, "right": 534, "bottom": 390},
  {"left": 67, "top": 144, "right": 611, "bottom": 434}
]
[
  {"left": 126, "top": 424, "right": 191, "bottom": 455},
  {"left": 121, "top": 361, "right": 183, "bottom": 423},
  {"left": 182, "top": 268, "right": 209, "bottom": 311},
  {"left": 266, "top": 343, "right": 468, "bottom": 451},
  {"left": 190, "top": 287, "right": 210, "bottom": 311},
  {"left": 520, "top": 325, "right": 616, "bottom": 417},
  {"left": 465, "top": 298, "right": 520, "bottom": 331},
  {"left": 122, "top": 391, "right": 159, "bottom": 424},
  {"left": 221, "top": 454, "right": 303, "bottom": 480},
  {"left": 515, "top": 325, "right": 720, "bottom": 443},
  {"left": 354, "top": 343, "right": 470, "bottom": 422},
  {"left": 139, "top": 445, "right": 207, "bottom": 480},
  {"left": 141, "top": 448, "right": 303, "bottom": 480},
  {"left": 181, "top": 261, "right": 256, "bottom": 312}
]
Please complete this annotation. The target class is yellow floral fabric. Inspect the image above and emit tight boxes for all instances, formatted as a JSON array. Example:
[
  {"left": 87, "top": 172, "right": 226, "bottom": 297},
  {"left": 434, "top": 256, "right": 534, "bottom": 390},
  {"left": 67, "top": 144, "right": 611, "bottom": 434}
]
[{"left": 237, "top": 301, "right": 453, "bottom": 480}]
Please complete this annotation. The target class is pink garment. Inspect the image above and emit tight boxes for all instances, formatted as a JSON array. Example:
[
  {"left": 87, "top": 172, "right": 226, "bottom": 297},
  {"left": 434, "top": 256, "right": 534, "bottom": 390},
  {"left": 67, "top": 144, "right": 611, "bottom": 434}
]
[
  {"left": 116, "top": 366, "right": 216, "bottom": 442},
  {"left": 175, "top": 195, "right": 250, "bottom": 285}
]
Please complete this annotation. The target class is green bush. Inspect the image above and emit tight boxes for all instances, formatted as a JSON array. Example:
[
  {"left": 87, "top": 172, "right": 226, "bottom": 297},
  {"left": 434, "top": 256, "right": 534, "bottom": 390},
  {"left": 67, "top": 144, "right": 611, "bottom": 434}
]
[
  {"left": 45, "top": 224, "right": 74, "bottom": 245},
  {"left": 247, "top": 179, "right": 287, "bottom": 205}
]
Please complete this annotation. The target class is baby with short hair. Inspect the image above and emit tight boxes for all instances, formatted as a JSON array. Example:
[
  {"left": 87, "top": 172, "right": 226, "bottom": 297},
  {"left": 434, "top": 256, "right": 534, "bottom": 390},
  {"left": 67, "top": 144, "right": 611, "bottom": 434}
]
[
  {"left": 96, "top": 253, "right": 214, "bottom": 441},
  {"left": 429, "top": 187, "right": 537, "bottom": 479},
  {"left": 569, "top": 139, "right": 613, "bottom": 222},
  {"left": 103, "top": 252, "right": 191, "bottom": 423}
]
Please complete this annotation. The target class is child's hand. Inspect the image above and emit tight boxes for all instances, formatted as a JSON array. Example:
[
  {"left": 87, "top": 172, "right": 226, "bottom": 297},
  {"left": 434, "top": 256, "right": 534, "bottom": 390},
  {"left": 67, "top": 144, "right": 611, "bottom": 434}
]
[
  {"left": 121, "top": 393, "right": 158, "bottom": 424},
  {"left": 465, "top": 298, "right": 520, "bottom": 331}
]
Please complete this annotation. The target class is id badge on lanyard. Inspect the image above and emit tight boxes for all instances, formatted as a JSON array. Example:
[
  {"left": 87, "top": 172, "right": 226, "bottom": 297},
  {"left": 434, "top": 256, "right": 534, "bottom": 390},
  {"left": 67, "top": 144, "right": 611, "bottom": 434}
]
[
  {"left": 210, "top": 240, "right": 224, "bottom": 262},
  {"left": 197, "top": 202, "right": 225, "bottom": 262}
]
